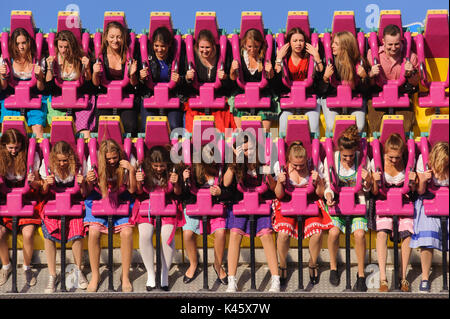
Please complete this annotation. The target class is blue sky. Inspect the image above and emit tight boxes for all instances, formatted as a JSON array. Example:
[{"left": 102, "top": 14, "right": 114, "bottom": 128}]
[{"left": 1, "top": 0, "right": 448, "bottom": 34}]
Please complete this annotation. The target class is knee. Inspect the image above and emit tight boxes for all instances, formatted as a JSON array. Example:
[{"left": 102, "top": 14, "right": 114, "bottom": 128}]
[
  {"left": 88, "top": 228, "right": 101, "bottom": 241},
  {"left": 354, "top": 229, "right": 366, "bottom": 241},
  {"left": 183, "top": 230, "right": 196, "bottom": 242},
  {"left": 120, "top": 227, "right": 133, "bottom": 240},
  {"left": 277, "top": 232, "right": 290, "bottom": 244},
  {"left": 328, "top": 227, "right": 340, "bottom": 240},
  {"left": 21, "top": 227, "right": 35, "bottom": 242}
]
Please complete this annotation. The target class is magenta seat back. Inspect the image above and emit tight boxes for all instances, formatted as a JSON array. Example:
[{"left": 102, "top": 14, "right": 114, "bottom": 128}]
[
  {"left": 103, "top": 11, "right": 128, "bottom": 32},
  {"left": 239, "top": 11, "right": 264, "bottom": 41},
  {"left": 149, "top": 12, "right": 174, "bottom": 42},
  {"left": 144, "top": 116, "right": 171, "bottom": 150},
  {"left": 286, "top": 11, "right": 311, "bottom": 39},
  {"left": 423, "top": 10, "right": 449, "bottom": 59},
  {"left": 57, "top": 11, "right": 82, "bottom": 44},
  {"left": 49, "top": 117, "right": 77, "bottom": 150},
  {"left": 10, "top": 10, "right": 35, "bottom": 39},
  {"left": 378, "top": 10, "right": 403, "bottom": 43},
  {"left": 97, "top": 116, "right": 123, "bottom": 146},
  {"left": 194, "top": 12, "right": 220, "bottom": 44},
  {"left": 285, "top": 116, "right": 312, "bottom": 157},
  {"left": 192, "top": 116, "right": 216, "bottom": 146},
  {"left": 379, "top": 116, "right": 406, "bottom": 146},
  {"left": 428, "top": 115, "right": 449, "bottom": 148},
  {"left": 1, "top": 116, "right": 28, "bottom": 137},
  {"left": 332, "top": 117, "right": 356, "bottom": 149},
  {"left": 331, "top": 11, "right": 356, "bottom": 37}
]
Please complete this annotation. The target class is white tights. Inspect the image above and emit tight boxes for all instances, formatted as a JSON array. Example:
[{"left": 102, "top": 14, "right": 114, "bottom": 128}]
[{"left": 138, "top": 223, "right": 175, "bottom": 287}]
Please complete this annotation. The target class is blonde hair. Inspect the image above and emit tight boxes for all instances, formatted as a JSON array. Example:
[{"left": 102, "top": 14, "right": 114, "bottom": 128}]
[
  {"left": 287, "top": 141, "right": 307, "bottom": 161},
  {"left": 49, "top": 141, "right": 79, "bottom": 180},
  {"left": 429, "top": 142, "right": 449, "bottom": 178},
  {"left": 97, "top": 139, "right": 126, "bottom": 198},
  {"left": 332, "top": 31, "right": 365, "bottom": 85},
  {"left": 240, "top": 28, "right": 266, "bottom": 62}
]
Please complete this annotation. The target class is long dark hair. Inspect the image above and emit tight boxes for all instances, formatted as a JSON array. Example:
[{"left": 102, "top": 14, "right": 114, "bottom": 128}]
[
  {"left": 285, "top": 27, "right": 310, "bottom": 59},
  {"left": 9, "top": 27, "right": 36, "bottom": 63}
]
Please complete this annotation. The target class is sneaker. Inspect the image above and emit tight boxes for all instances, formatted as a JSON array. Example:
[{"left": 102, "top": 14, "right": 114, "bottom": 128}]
[
  {"left": 379, "top": 279, "right": 389, "bottom": 292},
  {"left": 400, "top": 279, "right": 410, "bottom": 292},
  {"left": 329, "top": 269, "right": 340, "bottom": 286},
  {"left": 45, "top": 275, "right": 59, "bottom": 294},
  {"left": 353, "top": 274, "right": 367, "bottom": 292},
  {"left": 268, "top": 275, "right": 280, "bottom": 292},
  {"left": 0, "top": 267, "right": 12, "bottom": 286},
  {"left": 24, "top": 268, "right": 36, "bottom": 286},
  {"left": 77, "top": 269, "right": 88, "bottom": 290},
  {"left": 226, "top": 276, "right": 237, "bottom": 292},
  {"left": 419, "top": 280, "right": 430, "bottom": 293}
]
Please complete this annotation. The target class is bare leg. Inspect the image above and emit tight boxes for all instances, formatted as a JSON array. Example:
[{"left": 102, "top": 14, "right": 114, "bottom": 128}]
[
  {"left": 354, "top": 229, "right": 366, "bottom": 277},
  {"left": 120, "top": 227, "right": 134, "bottom": 291},
  {"left": 376, "top": 231, "right": 388, "bottom": 281},
  {"left": 328, "top": 226, "right": 340, "bottom": 271},
  {"left": 21, "top": 225, "right": 35, "bottom": 267},
  {"left": 44, "top": 238, "right": 57, "bottom": 276},
  {"left": 213, "top": 229, "right": 227, "bottom": 279},
  {"left": 87, "top": 227, "right": 101, "bottom": 291},
  {"left": 400, "top": 237, "right": 412, "bottom": 280},
  {"left": 276, "top": 232, "right": 290, "bottom": 270},
  {"left": 259, "top": 233, "right": 279, "bottom": 276},
  {"left": 420, "top": 248, "right": 433, "bottom": 281},
  {"left": 0, "top": 226, "right": 10, "bottom": 266},
  {"left": 183, "top": 230, "right": 198, "bottom": 278},
  {"left": 227, "top": 231, "right": 242, "bottom": 277}
]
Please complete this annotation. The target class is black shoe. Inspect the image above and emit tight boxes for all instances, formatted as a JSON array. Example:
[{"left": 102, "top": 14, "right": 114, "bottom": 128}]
[
  {"left": 279, "top": 267, "right": 288, "bottom": 286},
  {"left": 353, "top": 274, "right": 367, "bottom": 292},
  {"left": 329, "top": 269, "right": 340, "bottom": 286},
  {"left": 214, "top": 265, "right": 228, "bottom": 285},
  {"left": 146, "top": 285, "right": 155, "bottom": 291},
  {"left": 308, "top": 264, "right": 319, "bottom": 285},
  {"left": 183, "top": 267, "right": 199, "bottom": 284},
  {"left": 161, "top": 286, "right": 169, "bottom": 291}
]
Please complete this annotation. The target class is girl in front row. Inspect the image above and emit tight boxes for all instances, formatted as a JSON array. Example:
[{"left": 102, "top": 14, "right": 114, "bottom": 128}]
[
  {"left": 39, "top": 141, "right": 89, "bottom": 293},
  {"left": 268, "top": 141, "right": 332, "bottom": 286},
  {"left": 411, "top": 142, "right": 449, "bottom": 292},
  {"left": 323, "top": 125, "right": 371, "bottom": 292},
  {"left": 84, "top": 139, "right": 136, "bottom": 292},
  {"left": 369, "top": 133, "right": 416, "bottom": 292},
  {"left": 181, "top": 144, "right": 231, "bottom": 285},
  {"left": 223, "top": 134, "right": 280, "bottom": 292},
  {"left": 0, "top": 128, "right": 41, "bottom": 287},
  {"left": 130, "top": 145, "right": 183, "bottom": 291}
]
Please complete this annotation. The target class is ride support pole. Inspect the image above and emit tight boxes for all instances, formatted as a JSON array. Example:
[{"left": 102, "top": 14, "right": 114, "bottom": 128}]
[
  {"left": 392, "top": 215, "right": 400, "bottom": 291},
  {"left": 155, "top": 216, "right": 162, "bottom": 290},
  {"left": 441, "top": 217, "right": 448, "bottom": 292},
  {"left": 107, "top": 216, "right": 114, "bottom": 291},
  {"left": 60, "top": 216, "right": 67, "bottom": 292},
  {"left": 297, "top": 216, "right": 304, "bottom": 291},
  {"left": 201, "top": 216, "right": 209, "bottom": 291},
  {"left": 344, "top": 216, "right": 351, "bottom": 291},
  {"left": 249, "top": 215, "right": 256, "bottom": 291},
  {"left": 10, "top": 216, "right": 18, "bottom": 293}
]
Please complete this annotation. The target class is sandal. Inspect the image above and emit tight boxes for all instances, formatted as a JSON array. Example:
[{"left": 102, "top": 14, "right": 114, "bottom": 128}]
[
  {"left": 379, "top": 279, "right": 389, "bottom": 292},
  {"left": 400, "top": 279, "right": 410, "bottom": 292},
  {"left": 308, "top": 264, "right": 319, "bottom": 285},
  {"left": 279, "top": 267, "right": 288, "bottom": 286}
]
